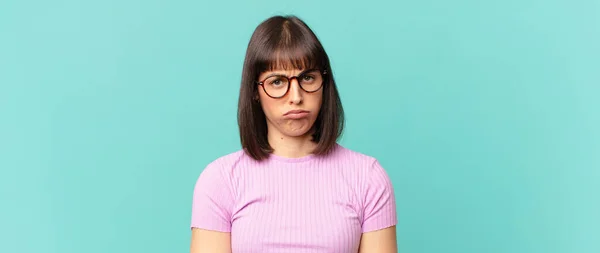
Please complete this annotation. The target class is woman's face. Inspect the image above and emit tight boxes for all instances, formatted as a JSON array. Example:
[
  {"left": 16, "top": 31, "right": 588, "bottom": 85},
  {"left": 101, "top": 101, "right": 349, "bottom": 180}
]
[{"left": 257, "top": 68, "right": 324, "bottom": 139}]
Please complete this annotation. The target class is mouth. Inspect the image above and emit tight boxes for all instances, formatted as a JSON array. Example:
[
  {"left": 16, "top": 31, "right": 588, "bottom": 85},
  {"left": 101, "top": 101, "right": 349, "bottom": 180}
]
[{"left": 283, "top": 109, "right": 310, "bottom": 119}]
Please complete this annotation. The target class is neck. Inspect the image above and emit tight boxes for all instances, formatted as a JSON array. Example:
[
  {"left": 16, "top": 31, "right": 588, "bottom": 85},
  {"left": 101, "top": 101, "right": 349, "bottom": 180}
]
[{"left": 267, "top": 130, "right": 317, "bottom": 159}]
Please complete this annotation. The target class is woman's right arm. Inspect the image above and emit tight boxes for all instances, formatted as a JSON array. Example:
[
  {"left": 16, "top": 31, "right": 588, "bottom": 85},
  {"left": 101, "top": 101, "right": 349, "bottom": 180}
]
[
  {"left": 190, "top": 158, "right": 235, "bottom": 252},
  {"left": 190, "top": 228, "right": 232, "bottom": 253}
]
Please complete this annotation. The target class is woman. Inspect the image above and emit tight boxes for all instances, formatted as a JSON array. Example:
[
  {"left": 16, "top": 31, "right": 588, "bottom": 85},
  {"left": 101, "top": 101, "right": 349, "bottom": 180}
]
[{"left": 190, "top": 15, "right": 398, "bottom": 253}]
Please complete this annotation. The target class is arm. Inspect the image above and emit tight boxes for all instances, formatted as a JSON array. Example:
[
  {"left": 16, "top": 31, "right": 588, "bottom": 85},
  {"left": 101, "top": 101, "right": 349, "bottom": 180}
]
[
  {"left": 358, "top": 226, "right": 398, "bottom": 253},
  {"left": 189, "top": 159, "right": 235, "bottom": 253},
  {"left": 359, "top": 159, "right": 398, "bottom": 252},
  {"left": 190, "top": 228, "right": 231, "bottom": 253}
]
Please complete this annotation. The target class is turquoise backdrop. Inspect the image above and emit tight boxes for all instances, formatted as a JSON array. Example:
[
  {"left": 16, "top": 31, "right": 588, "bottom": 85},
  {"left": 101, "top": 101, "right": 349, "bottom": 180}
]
[{"left": 1, "top": 0, "right": 598, "bottom": 252}]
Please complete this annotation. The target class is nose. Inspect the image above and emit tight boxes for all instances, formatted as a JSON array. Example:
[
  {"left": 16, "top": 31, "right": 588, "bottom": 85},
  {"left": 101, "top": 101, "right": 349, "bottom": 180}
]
[{"left": 288, "top": 77, "right": 303, "bottom": 105}]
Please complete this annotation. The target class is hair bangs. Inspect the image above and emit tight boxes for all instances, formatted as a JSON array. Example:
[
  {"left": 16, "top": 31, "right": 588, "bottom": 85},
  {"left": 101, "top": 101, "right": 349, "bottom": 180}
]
[
  {"left": 255, "top": 28, "right": 325, "bottom": 73},
  {"left": 264, "top": 46, "right": 320, "bottom": 72}
]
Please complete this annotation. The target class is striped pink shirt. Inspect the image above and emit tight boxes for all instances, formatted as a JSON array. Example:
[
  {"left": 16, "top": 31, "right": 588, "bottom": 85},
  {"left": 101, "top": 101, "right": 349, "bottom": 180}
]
[{"left": 190, "top": 143, "right": 397, "bottom": 252}]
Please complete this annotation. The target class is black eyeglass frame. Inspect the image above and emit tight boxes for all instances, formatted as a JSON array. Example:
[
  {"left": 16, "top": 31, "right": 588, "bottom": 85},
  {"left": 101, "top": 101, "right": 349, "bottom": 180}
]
[{"left": 255, "top": 68, "right": 328, "bottom": 99}]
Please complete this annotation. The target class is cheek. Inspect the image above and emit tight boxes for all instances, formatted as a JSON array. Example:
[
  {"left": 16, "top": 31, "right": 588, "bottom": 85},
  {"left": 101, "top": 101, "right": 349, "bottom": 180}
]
[
  {"left": 258, "top": 92, "right": 279, "bottom": 116},
  {"left": 307, "top": 92, "right": 324, "bottom": 110}
]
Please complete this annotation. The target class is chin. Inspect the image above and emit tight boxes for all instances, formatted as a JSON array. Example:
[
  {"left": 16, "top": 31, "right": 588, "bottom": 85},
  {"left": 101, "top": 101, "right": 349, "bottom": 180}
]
[
  {"left": 269, "top": 117, "right": 317, "bottom": 138},
  {"left": 279, "top": 122, "right": 315, "bottom": 137},
  {"left": 280, "top": 128, "right": 311, "bottom": 137}
]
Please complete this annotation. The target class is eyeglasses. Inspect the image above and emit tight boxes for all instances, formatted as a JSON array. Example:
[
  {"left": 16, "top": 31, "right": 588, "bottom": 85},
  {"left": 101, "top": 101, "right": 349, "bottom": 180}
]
[{"left": 256, "top": 68, "right": 327, "bottom": 98}]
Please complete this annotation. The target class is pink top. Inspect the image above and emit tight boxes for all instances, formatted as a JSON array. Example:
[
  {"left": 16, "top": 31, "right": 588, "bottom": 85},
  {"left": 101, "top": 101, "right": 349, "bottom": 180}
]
[{"left": 190, "top": 143, "right": 397, "bottom": 252}]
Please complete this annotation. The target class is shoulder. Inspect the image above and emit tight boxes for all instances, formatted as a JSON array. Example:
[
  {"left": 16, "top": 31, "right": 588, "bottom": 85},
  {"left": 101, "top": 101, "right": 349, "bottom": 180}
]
[
  {"left": 205, "top": 149, "right": 248, "bottom": 169},
  {"left": 333, "top": 143, "right": 395, "bottom": 183},
  {"left": 327, "top": 143, "right": 392, "bottom": 184},
  {"left": 329, "top": 143, "right": 380, "bottom": 168},
  {"left": 195, "top": 149, "right": 252, "bottom": 181}
]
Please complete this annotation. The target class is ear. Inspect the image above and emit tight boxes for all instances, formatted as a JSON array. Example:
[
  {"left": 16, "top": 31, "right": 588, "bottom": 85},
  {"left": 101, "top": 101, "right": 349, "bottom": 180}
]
[{"left": 254, "top": 93, "right": 260, "bottom": 103}]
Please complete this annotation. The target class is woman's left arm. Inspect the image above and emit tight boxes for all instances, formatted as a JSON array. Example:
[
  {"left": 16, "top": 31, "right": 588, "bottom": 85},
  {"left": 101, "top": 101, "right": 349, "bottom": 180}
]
[
  {"left": 358, "top": 226, "right": 398, "bottom": 253},
  {"left": 358, "top": 158, "right": 398, "bottom": 253}
]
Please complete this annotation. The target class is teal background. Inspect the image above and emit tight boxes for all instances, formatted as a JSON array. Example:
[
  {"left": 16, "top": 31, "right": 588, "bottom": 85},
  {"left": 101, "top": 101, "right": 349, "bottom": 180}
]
[{"left": 1, "top": 0, "right": 598, "bottom": 252}]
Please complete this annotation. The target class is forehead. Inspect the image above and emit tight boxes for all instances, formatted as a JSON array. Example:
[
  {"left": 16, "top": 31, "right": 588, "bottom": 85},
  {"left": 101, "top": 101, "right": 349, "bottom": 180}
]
[
  {"left": 267, "top": 55, "right": 313, "bottom": 70},
  {"left": 263, "top": 47, "right": 316, "bottom": 67},
  {"left": 262, "top": 67, "right": 307, "bottom": 75},
  {"left": 259, "top": 58, "right": 312, "bottom": 76},
  {"left": 259, "top": 67, "right": 321, "bottom": 80},
  {"left": 256, "top": 46, "right": 323, "bottom": 79}
]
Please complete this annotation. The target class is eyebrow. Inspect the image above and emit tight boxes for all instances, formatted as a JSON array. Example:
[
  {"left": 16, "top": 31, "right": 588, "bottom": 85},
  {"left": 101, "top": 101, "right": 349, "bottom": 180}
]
[{"left": 261, "top": 69, "right": 316, "bottom": 79}]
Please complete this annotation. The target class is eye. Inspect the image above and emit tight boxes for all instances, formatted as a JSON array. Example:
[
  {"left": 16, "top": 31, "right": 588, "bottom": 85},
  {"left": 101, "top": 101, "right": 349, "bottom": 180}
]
[
  {"left": 302, "top": 75, "right": 315, "bottom": 81},
  {"left": 268, "top": 76, "right": 287, "bottom": 87}
]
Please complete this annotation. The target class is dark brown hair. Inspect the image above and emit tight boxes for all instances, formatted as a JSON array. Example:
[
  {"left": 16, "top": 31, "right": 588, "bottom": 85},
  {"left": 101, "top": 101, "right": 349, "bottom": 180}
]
[{"left": 237, "top": 15, "right": 345, "bottom": 161}]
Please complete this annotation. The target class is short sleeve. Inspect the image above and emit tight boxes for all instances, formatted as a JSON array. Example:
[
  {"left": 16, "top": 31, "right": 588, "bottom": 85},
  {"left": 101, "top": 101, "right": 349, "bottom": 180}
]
[
  {"left": 190, "top": 159, "right": 235, "bottom": 232},
  {"left": 361, "top": 159, "right": 398, "bottom": 233}
]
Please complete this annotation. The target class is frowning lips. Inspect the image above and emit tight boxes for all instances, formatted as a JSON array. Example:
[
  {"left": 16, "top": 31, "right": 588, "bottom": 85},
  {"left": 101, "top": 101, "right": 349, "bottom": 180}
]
[{"left": 284, "top": 109, "right": 309, "bottom": 116}]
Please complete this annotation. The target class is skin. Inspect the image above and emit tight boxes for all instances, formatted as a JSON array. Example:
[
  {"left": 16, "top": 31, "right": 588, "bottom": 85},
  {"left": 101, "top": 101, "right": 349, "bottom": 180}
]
[
  {"left": 258, "top": 68, "right": 323, "bottom": 158},
  {"left": 190, "top": 68, "right": 398, "bottom": 253}
]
